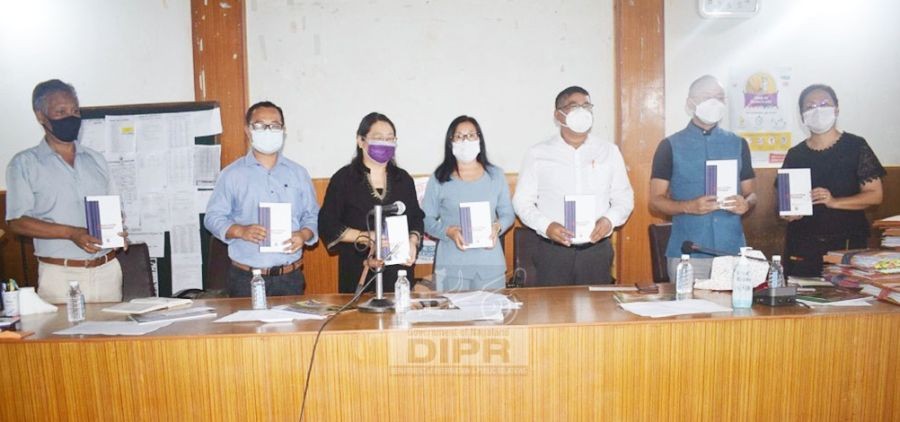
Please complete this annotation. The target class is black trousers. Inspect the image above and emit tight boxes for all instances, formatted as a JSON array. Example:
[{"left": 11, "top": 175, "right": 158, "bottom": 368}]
[
  {"left": 227, "top": 265, "right": 306, "bottom": 297},
  {"left": 533, "top": 237, "right": 614, "bottom": 285}
]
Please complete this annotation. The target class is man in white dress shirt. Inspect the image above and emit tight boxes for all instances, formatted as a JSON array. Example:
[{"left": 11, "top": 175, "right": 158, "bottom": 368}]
[{"left": 513, "top": 86, "right": 634, "bottom": 284}]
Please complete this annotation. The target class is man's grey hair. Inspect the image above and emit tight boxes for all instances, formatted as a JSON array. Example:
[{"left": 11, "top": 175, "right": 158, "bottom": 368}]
[{"left": 32, "top": 79, "right": 78, "bottom": 113}]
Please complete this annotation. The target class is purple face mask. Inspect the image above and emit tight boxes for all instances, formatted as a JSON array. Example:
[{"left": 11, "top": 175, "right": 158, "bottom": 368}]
[{"left": 367, "top": 140, "right": 396, "bottom": 164}]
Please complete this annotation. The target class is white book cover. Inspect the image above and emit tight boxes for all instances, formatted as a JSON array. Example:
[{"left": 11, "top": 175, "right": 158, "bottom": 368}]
[
  {"left": 777, "top": 168, "right": 813, "bottom": 216},
  {"left": 84, "top": 195, "right": 125, "bottom": 248},
  {"left": 459, "top": 201, "right": 493, "bottom": 249},
  {"left": 259, "top": 202, "right": 292, "bottom": 253},
  {"left": 383, "top": 215, "right": 410, "bottom": 266},
  {"left": 705, "top": 159, "right": 739, "bottom": 203},
  {"left": 564, "top": 194, "right": 596, "bottom": 244}
]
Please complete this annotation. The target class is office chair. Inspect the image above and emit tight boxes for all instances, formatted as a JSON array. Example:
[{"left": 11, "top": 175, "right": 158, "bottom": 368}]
[
  {"left": 118, "top": 243, "right": 156, "bottom": 300},
  {"left": 649, "top": 223, "right": 672, "bottom": 283},
  {"left": 509, "top": 227, "right": 541, "bottom": 287}
]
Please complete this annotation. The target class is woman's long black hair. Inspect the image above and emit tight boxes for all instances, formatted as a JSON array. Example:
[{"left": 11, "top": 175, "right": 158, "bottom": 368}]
[{"left": 434, "top": 115, "right": 493, "bottom": 183}]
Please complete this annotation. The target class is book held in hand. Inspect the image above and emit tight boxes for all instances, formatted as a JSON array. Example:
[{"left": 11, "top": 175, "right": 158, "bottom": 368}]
[
  {"left": 102, "top": 297, "right": 193, "bottom": 315},
  {"left": 383, "top": 215, "right": 410, "bottom": 266},
  {"left": 564, "top": 195, "right": 596, "bottom": 244},
  {"left": 458, "top": 201, "right": 493, "bottom": 249},
  {"left": 705, "top": 160, "right": 738, "bottom": 205},
  {"left": 777, "top": 168, "right": 813, "bottom": 216},
  {"left": 84, "top": 195, "right": 125, "bottom": 248},
  {"left": 259, "top": 202, "right": 292, "bottom": 253}
]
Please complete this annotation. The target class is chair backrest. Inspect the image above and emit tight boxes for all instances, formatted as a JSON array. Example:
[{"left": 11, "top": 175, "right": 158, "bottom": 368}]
[
  {"left": 649, "top": 223, "right": 672, "bottom": 283},
  {"left": 118, "top": 243, "right": 156, "bottom": 300},
  {"left": 511, "top": 227, "right": 541, "bottom": 287},
  {"left": 205, "top": 236, "right": 230, "bottom": 292}
]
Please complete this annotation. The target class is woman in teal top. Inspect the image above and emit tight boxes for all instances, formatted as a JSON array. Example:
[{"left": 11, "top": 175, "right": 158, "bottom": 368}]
[{"left": 422, "top": 116, "right": 515, "bottom": 291}]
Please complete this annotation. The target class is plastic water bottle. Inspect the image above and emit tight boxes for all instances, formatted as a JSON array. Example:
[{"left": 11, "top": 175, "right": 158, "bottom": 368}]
[
  {"left": 768, "top": 255, "right": 785, "bottom": 289},
  {"left": 250, "top": 269, "right": 267, "bottom": 310},
  {"left": 732, "top": 248, "right": 753, "bottom": 309},
  {"left": 394, "top": 270, "right": 411, "bottom": 313},
  {"left": 67, "top": 281, "right": 86, "bottom": 323},
  {"left": 676, "top": 254, "right": 694, "bottom": 296}
]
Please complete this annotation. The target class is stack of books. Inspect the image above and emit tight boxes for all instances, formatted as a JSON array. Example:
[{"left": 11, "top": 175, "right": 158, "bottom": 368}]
[
  {"left": 821, "top": 249, "right": 900, "bottom": 306},
  {"left": 873, "top": 215, "right": 900, "bottom": 248}
]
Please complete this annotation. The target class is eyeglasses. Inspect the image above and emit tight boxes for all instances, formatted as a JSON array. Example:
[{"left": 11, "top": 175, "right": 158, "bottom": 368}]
[
  {"left": 366, "top": 137, "right": 397, "bottom": 143},
  {"left": 452, "top": 132, "right": 480, "bottom": 142},
  {"left": 802, "top": 99, "right": 835, "bottom": 113},
  {"left": 558, "top": 103, "right": 594, "bottom": 113},
  {"left": 249, "top": 122, "right": 284, "bottom": 131}
]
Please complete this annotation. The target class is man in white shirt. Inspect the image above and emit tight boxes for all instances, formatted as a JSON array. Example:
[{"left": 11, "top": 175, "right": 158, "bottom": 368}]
[{"left": 513, "top": 86, "right": 634, "bottom": 284}]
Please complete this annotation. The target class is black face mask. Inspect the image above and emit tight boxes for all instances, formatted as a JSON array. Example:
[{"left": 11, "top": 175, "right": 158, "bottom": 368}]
[{"left": 47, "top": 115, "right": 82, "bottom": 142}]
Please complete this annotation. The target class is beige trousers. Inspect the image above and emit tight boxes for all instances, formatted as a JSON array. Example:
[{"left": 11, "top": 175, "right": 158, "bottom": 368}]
[{"left": 37, "top": 259, "right": 123, "bottom": 304}]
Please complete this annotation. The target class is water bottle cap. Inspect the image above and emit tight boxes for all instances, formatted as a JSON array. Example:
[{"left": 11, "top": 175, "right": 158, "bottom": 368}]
[
  {"left": 252, "top": 269, "right": 262, "bottom": 276},
  {"left": 68, "top": 281, "right": 79, "bottom": 287},
  {"left": 772, "top": 255, "right": 781, "bottom": 261},
  {"left": 398, "top": 270, "right": 407, "bottom": 277},
  {"left": 681, "top": 254, "right": 690, "bottom": 260}
]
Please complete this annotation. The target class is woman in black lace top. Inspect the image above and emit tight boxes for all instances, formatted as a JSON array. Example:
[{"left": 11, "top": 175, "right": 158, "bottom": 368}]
[
  {"left": 318, "top": 112, "right": 425, "bottom": 293},
  {"left": 779, "top": 84, "right": 885, "bottom": 276}
]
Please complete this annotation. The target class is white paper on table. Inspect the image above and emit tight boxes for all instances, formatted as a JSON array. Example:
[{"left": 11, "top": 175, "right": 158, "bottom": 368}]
[
  {"left": 194, "top": 145, "right": 221, "bottom": 188},
  {"left": 705, "top": 159, "right": 738, "bottom": 204},
  {"left": 564, "top": 194, "right": 596, "bottom": 244},
  {"left": 139, "top": 192, "right": 170, "bottom": 232},
  {"left": 618, "top": 299, "right": 733, "bottom": 318},
  {"left": 107, "top": 159, "right": 139, "bottom": 229},
  {"left": 443, "top": 291, "right": 522, "bottom": 310},
  {"left": 166, "top": 147, "right": 195, "bottom": 189},
  {"left": 54, "top": 320, "right": 173, "bottom": 336},
  {"left": 134, "top": 114, "right": 170, "bottom": 153},
  {"left": 129, "top": 232, "right": 165, "bottom": 257},
  {"left": 796, "top": 298, "right": 873, "bottom": 307},
  {"left": 259, "top": 202, "right": 292, "bottom": 253},
  {"left": 105, "top": 115, "right": 137, "bottom": 161},
  {"left": 84, "top": 195, "right": 125, "bottom": 248},
  {"left": 171, "top": 253, "right": 202, "bottom": 293},
  {"left": 169, "top": 190, "right": 198, "bottom": 226},
  {"left": 137, "top": 151, "right": 169, "bottom": 193},
  {"left": 214, "top": 309, "right": 326, "bottom": 323},
  {"left": 383, "top": 215, "right": 410, "bottom": 266},
  {"left": 403, "top": 308, "right": 504, "bottom": 323},
  {"left": 777, "top": 168, "right": 813, "bottom": 216},
  {"left": 78, "top": 118, "right": 108, "bottom": 153},
  {"left": 195, "top": 189, "right": 214, "bottom": 214},
  {"left": 459, "top": 201, "right": 493, "bottom": 249}
]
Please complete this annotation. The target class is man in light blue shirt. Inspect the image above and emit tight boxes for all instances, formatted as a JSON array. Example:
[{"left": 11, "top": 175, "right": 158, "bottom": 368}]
[
  {"left": 6, "top": 79, "right": 125, "bottom": 304},
  {"left": 204, "top": 101, "right": 319, "bottom": 296}
]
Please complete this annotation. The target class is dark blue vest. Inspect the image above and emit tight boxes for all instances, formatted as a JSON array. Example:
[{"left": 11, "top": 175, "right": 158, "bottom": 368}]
[{"left": 666, "top": 123, "right": 747, "bottom": 258}]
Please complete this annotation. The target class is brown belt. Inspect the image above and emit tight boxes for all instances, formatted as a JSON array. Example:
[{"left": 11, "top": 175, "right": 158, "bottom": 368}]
[
  {"left": 38, "top": 250, "right": 118, "bottom": 268},
  {"left": 232, "top": 259, "right": 303, "bottom": 276}
]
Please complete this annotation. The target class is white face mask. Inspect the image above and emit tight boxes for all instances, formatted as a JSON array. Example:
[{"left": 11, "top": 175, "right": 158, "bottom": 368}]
[
  {"left": 250, "top": 129, "right": 285, "bottom": 154},
  {"left": 692, "top": 98, "right": 726, "bottom": 125},
  {"left": 451, "top": 140, "right": 481, "bottom": 163},
  {"left": 802, "top": 106, "right": 836, "bottom": 134},
  {"left": 561, "top": 107, "right": 594, "bottom": 134}
]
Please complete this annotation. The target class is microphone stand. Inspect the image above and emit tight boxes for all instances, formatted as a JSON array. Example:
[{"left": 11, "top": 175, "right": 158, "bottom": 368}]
[{"left": 358, "top": 204, "right": 395, "bottom": 313}]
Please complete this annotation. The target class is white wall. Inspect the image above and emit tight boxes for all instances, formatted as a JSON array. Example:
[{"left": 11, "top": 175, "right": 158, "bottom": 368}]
[
  {"left": 665, "top": 0, "right": 900, "bottom": 165},
  {"left": 0, "top": 0, "right": 195, "bottom": 188},
  {"left": 246, "top": 0, "right": 615, "bottom": 178}
]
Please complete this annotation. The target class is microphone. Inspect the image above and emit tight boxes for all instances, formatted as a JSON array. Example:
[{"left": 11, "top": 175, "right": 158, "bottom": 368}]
[
  {"left": 681, "top": 240, "right": 768, "bottom": 262},
  {"left": 368, "top": 201, "right": 406, "bottom": 216}
]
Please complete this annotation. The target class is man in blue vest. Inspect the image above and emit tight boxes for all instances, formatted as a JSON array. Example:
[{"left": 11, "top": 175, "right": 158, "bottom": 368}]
[{"left": 649, "top": 75, "right": 757, "bottom": 280}]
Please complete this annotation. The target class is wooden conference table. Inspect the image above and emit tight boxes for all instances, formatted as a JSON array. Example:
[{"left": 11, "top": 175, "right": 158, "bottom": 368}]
[{"left": 0, "top": 286, "right": 897, "bottom": 421}]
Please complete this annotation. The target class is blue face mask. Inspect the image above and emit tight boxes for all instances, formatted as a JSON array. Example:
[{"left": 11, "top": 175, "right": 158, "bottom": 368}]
[{"left": 48, "top": 115, "right": 82, "bottom": 142}]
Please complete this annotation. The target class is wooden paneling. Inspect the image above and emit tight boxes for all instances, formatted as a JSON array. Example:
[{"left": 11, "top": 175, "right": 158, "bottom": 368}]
[
  {"left": 2, "top": 287, "right": 898, "bottom": 421},
  {"left": 614, "top": 0, "right": 666, "bottom": 283},
  {"left": 191, "top": 0, "right": 248, "bottom": 168}
]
